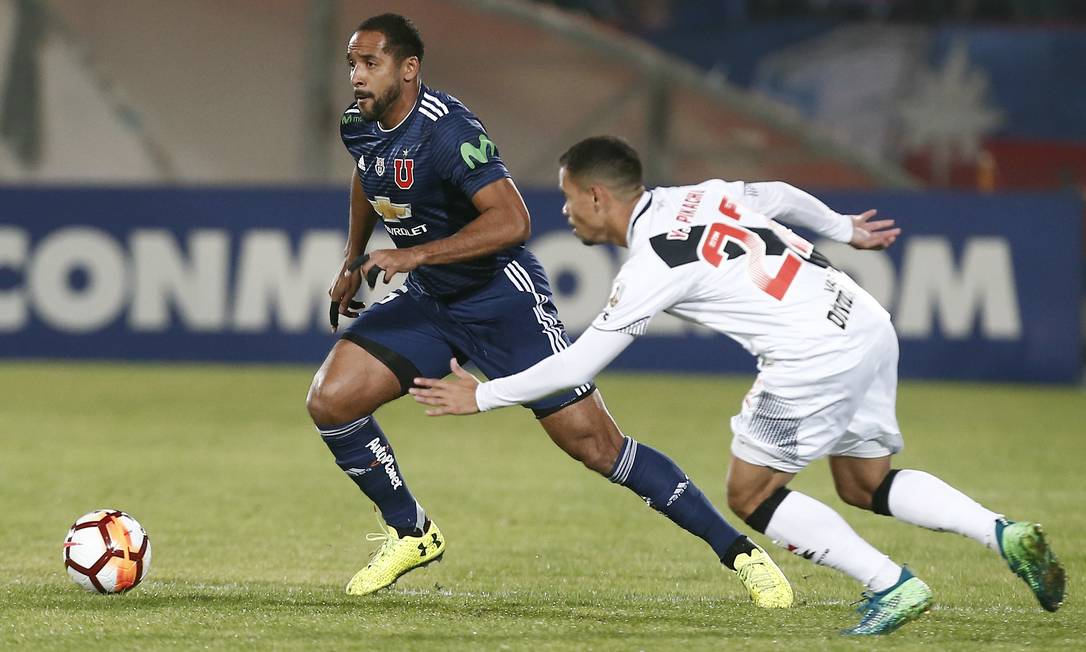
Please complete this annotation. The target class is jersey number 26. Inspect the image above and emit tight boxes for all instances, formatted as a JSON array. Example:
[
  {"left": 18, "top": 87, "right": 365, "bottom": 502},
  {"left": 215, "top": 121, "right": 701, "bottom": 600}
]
[{"left": 699, "top": 197, "right": 815, "bottom": 300}]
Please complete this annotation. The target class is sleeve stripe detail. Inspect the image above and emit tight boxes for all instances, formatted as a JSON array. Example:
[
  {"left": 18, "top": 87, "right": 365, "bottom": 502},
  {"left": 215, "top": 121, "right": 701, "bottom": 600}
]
[
  {"left": 617, "top": 317, "right": 651, "bottom": 336},
  {"left": 421, "top": 98, "right": 449, "bottom": 119},
  {"left": 418, "top": 105, "right": 441, "bottom": 122},
  {"left": 597, "top": 316, "right": 651, "bottom": 337},
  {"left": 422, "top": 93, "right": 450, "bottom": 115}
]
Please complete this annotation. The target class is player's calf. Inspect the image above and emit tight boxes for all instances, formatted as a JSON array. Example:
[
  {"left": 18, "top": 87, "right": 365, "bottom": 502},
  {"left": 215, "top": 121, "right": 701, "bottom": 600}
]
[
  {"left": 858, "top": 466, "right": 1066, "bottom": 613},
  {"left": 539, "top": 393, "right": 624, "bottom": 475},
  {"left": 543, "top": 428, "right": 622, "bottom": 475},
  {"left": 828, "top": 454, "right": 892, "bottom": 510},
  {"left": 868, "top": 468, "right": 1003, "bottom": 551},
  {"left": 610, "top": 438, "right": 751, "bottom": 565},
  {"left": 745, "top": 486, "right": 904, "bottom": 593},
  {"left": 316, "top": 415, "right": 427, "bottom": 536},
  {"left": 724, "top": 457, "right": 795, "bottom": 520}
]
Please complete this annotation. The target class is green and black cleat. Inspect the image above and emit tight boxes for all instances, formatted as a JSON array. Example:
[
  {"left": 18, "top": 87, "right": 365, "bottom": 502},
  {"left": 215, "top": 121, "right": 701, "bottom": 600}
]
[{"left": 998, "top": 520, "right": 1066, "bottom": 612}]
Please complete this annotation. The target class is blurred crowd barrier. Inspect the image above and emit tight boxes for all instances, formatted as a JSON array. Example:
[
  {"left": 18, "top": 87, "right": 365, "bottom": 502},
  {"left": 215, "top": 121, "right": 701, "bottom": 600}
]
[
  {"left": 0, "top": 0, "right": 910, "bottom": 188},
  {"left": 4, "top": 1, "right": 1083, "bottom": 191},
  {"left": 541, "top": 2, "right": 1086, "bottom": 191},
  {"left": 0, "top": 186, "right": 1080, "bottom": 382}
]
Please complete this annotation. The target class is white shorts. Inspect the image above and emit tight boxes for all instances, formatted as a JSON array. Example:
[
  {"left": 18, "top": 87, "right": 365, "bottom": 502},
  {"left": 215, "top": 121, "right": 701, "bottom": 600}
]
[{"left": 730, "top": 320, "right": 903, "bottom": 473}]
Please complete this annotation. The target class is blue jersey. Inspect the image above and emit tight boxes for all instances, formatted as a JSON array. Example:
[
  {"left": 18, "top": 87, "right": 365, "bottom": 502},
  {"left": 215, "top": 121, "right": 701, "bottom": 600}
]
[{"left": 340, "top": 84, "right": 521, "bottom": 298}]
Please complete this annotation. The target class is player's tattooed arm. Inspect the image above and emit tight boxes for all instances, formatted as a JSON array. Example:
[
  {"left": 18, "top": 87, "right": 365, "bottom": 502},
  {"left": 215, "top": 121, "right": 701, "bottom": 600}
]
[
  {"left": 358, "top": 178, "right": 531, "bottom": 285},
  {"left": 848, "top": 209, "right": 901, "bottom": 250}
]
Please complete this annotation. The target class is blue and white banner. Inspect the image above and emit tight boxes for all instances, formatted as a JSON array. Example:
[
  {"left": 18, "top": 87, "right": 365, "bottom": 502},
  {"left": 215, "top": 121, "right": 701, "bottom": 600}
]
[{"left": 0, "top": 187, "right": 1080, "bottom": 382}]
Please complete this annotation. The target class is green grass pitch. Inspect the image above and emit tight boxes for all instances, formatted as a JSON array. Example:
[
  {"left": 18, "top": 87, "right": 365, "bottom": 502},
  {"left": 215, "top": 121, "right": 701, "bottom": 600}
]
[{"left": 0, "top": 362, "right": 1082, "bottom": 650}]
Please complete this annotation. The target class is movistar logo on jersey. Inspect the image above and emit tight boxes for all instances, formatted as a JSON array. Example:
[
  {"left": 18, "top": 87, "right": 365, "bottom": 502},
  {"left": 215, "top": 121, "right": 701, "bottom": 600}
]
[
  {"left": 342, "top": 114, "right": 364, "bottom": 125},
  {"left": 460, "top": 134, "right": 496, "bottom": 170}
]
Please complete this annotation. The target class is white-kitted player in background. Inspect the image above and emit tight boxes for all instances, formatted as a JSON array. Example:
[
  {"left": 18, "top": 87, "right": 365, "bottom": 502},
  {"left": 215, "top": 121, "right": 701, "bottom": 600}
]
[{"left": 411, "top": 135, "right": 1065, "bottom": 636}]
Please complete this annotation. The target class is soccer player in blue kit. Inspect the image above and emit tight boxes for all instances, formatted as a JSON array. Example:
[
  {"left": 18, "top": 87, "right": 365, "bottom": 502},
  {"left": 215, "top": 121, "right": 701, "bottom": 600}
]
[{"left": 304, "top": 13, "right": 792, "bottom": 605}]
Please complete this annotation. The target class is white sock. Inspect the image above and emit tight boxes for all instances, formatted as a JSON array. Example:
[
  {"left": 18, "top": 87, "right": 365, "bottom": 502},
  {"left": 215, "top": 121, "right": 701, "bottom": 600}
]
[
  {"left": 413, "top": 501, "right": 427, "bottom": 532},
  {"left": 887, "top": 470, "right": 1002, "bottom": 552},
  {"left": 766, "top": 491, "right": 902, "bottom": 592}
]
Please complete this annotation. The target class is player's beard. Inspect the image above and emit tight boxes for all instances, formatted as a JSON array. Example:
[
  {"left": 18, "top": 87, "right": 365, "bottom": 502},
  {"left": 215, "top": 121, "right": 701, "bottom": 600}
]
[{"left": 357, "top": 84, "right": 401, "bottom": 122}]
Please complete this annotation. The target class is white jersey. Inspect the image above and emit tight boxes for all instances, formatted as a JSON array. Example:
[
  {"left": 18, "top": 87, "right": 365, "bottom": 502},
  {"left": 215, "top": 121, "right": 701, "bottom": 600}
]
[
  {"left": 475, "top": 178, "right": 894, "bottom": 413},
  {"left": 593, "top": 180, "right": 890, "bottom": 376}
]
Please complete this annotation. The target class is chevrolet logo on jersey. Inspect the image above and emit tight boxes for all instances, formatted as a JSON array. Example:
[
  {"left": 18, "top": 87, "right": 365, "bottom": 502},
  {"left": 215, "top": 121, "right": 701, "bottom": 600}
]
[
  {"left": 369, "top": 196, "right": 428, "bottom": 236},
  {"left": 370, "top": 196, "right": 411, "bottom": 222}
]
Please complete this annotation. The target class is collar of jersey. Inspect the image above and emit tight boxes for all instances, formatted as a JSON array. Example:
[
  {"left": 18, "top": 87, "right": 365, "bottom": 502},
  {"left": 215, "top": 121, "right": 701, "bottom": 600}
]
[
  {"left": 376, "top": 82, "right": 427, "bottom": 134},
  {"left": 625, "top": 190, "right": 653, "bottom": 246}
]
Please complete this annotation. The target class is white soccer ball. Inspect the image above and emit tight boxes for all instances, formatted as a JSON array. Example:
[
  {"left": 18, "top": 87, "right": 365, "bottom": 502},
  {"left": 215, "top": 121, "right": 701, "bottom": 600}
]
[{"left": 63, "top": 509, "right": 152, "bottom": 593}]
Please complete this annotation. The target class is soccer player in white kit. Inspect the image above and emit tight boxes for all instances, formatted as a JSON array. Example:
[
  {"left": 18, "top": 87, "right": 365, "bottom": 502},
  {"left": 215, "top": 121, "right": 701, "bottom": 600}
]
[{"left": 410, "top": 136, "right": 1065, "bottom": 635}]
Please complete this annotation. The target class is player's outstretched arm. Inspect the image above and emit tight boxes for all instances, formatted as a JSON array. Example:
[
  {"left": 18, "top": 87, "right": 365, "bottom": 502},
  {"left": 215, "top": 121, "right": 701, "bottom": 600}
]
[
  {"left": 742, "top": 181, "right": 900, "bottom": 249},
  {"left": 411, "top": 327, "right": 634, "bottom": 416},
  {"left": 410, "top": 360, "right": 483, "bottom": 416},
  {"left": 848, "top": 209, "right": 900, "bottom": 250}
]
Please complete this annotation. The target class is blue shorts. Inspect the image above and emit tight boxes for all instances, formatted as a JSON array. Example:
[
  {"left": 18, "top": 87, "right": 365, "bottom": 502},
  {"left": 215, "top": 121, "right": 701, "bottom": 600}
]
[{"left": 341, "top": 249, "right": 596, "bottom": 418}]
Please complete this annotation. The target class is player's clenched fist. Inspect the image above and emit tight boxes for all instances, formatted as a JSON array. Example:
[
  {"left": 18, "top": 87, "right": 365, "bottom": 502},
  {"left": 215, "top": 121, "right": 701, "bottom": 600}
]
[{"left": 358, "top": 247, "right": 425, "bottom": 285}]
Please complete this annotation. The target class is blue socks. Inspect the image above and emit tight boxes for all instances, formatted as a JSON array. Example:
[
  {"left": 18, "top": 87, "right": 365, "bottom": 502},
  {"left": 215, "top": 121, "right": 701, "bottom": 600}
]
[
  {"left": 318, "top": 415, "right": 425, "bottom": 533},
  {"left": 319, "top": 423, "right": 747, "bottom": 566},
  {"left": 610, "top": 436, "right": 747, "bottom": 566}
]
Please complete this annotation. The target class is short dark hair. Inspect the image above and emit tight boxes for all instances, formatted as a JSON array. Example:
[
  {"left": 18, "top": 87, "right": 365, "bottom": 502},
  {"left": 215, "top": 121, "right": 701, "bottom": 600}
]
[
  {"left": 357, "top": 13, "right": 424, "bottom": 63},
  {"left": 559, "top": 136, "right": 643, "bottom": 195}
]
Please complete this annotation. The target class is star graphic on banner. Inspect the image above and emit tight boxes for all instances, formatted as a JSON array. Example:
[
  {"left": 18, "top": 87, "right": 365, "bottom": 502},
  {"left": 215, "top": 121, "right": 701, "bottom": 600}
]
[{"left": 898, "top": 41, "right": 1005, "bottom": 178}]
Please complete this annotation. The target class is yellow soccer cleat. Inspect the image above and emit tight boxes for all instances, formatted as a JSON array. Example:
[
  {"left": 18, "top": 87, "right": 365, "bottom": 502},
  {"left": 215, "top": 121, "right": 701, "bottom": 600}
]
[
  {"left": 345, "top": 519, "right": 445, "bottom": 596},
  {"left": 733, "top": 547, "right": 794, "bottom": 608}
]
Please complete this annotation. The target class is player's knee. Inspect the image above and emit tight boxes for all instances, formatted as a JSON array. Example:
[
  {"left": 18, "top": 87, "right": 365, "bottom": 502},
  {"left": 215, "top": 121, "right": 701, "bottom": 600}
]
[
  {"left": 306, "top": 375, "right": 369, "bottom": 426},
  {"left": 305, "top": 381, "right": 335, "bottom": 426},
  {"left": 836, "top": 483, "right": 875, "bottom": 510},
  {"left": 726, "top": 492, "right": 753, "bottom": 520},
  {"left": 726, "top": 483, "right": 757, "bottom": 520}
]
